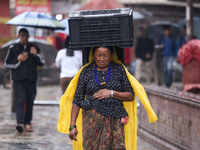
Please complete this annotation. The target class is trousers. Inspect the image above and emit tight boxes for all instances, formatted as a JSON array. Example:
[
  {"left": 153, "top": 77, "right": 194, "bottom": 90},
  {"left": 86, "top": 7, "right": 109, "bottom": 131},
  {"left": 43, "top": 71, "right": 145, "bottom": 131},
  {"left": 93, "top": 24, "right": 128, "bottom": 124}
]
[
  {"left": 135, "top": 58, "right": 152, "bottom": 84},
  {"left": 163, "top": 56, "right": 174, "bottom": 87},
  {"left": 60, "top": 77, "right": 73, "bottom": 94},
  {"left": 13, "top": 81, "right": 36, "bottom": 125}
]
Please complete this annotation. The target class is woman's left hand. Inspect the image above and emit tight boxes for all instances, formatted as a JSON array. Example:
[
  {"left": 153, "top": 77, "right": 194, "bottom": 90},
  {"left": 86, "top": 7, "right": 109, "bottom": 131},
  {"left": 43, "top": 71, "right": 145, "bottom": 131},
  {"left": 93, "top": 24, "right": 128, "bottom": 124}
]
[{"left": 93, "top": 89, "right": 111, "bottom": 100}]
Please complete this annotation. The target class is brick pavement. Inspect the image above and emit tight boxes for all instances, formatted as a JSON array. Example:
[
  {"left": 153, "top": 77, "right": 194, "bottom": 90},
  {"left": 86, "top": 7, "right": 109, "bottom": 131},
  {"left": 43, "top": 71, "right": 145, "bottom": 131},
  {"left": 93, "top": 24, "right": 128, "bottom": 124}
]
[{"left": 0, "top": 85, "right": 158, "bottom": 150}]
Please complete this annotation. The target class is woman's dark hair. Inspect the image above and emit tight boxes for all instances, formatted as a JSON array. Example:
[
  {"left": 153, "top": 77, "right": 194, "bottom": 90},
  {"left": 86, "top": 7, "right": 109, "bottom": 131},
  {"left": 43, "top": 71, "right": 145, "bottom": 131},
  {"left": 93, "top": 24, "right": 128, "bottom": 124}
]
[
  {"left": 64, "top": 36, "right": 74, "bottom": 56},
  {"left": 92, "top": 46, "right": 114, "bottom": 54}
]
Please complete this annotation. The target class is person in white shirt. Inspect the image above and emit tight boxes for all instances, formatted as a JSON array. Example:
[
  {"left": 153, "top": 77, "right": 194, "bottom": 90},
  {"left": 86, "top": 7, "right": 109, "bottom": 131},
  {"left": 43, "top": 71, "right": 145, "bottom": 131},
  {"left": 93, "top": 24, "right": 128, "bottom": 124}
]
[{"left": 55, "top": 36, "right": 82, "bottom": 93}]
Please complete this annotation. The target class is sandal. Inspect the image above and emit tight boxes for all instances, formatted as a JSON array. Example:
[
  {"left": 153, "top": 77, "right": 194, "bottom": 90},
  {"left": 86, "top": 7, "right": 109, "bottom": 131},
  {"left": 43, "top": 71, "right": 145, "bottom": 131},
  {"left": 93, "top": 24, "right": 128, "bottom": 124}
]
[
  {"left": 25, "top": 124, "right": 34, "bottom": 132},
  {"left": 16, "top": 124, "right": 24, "bottom": 133}
]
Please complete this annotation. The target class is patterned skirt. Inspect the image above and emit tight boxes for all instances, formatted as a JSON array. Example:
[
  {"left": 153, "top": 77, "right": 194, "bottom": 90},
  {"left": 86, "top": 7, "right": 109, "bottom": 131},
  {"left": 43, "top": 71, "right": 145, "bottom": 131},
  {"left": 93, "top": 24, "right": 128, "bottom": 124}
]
[{"left": 82, "top": 108, "right": 126, "bottom": 150}]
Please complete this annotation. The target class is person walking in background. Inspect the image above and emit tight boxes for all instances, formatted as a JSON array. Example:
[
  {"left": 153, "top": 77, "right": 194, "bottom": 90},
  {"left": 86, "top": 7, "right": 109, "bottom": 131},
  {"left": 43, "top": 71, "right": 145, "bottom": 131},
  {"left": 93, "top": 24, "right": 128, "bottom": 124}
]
[
  {"left": 55, "top": 36, "right": 82, "bottom": 94},
  {"left": 4, "top": 28, "right": 45, "bottom": 133},
  {"left": 158, "top": 26, "right": 178, "bottom": 88},
  {"left": 179, "top": 25, "right": 187, "bottom": 47},
  {"left": 179, "top": 25, "right": 197, "bottom": 47},
  {"left": 135, "top": 27, "right": 154, "bottom": 84}
]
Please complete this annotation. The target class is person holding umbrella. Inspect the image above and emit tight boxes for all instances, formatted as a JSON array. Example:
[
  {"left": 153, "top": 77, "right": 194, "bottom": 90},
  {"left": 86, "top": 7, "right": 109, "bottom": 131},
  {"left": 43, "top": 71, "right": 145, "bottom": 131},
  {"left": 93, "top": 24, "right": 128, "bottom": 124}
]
[
  {"left": 179, "top": 25, "right": 197, "bottom": 47},
  {"left": 158, "top": 26, "right": 179, "bottom": 88},
  {"left": 4, "top": 28, "right": 45, "bottom": 133},
  {"left": 135, "top": 26, "right": 154, "bottom": 84}
]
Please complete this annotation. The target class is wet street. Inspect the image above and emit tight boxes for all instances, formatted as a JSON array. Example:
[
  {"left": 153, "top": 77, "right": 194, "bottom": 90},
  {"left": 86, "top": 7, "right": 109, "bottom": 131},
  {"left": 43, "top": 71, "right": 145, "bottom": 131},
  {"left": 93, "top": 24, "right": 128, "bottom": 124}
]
[{"left": 0, "top": 85, "right": 158, "bottom": 150}]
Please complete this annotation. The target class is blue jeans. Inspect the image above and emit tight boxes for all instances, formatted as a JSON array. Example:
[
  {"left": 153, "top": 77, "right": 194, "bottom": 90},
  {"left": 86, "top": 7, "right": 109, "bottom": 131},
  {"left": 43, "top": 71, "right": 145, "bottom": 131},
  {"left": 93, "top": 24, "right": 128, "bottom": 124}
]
[{"left": 163, "top": 56, "right": 174, "bottom": 87}]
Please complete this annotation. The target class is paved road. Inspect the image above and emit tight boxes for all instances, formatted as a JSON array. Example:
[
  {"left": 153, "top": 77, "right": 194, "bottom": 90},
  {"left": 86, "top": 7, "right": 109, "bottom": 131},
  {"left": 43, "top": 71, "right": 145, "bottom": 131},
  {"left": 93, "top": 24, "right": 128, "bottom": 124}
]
[{"left": 0, "top": 85, "right": 158, "bottom": 150}]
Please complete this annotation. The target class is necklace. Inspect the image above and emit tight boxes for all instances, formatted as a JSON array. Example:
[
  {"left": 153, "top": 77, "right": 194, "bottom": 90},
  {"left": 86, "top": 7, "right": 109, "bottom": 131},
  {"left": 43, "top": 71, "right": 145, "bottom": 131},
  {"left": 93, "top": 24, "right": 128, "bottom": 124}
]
[{"left": 94, "top": 63, "right": 111, "bottom": 86}]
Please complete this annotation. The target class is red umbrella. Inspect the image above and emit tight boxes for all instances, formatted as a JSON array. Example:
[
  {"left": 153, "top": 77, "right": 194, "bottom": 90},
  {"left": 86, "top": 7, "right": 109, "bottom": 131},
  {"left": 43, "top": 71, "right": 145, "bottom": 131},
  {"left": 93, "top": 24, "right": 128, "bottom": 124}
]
[
  {"left": 178, "top": 39, "right": 200, "bottom": 66},
  {"left": 79, "top": 0, "right": 124, "bottom": 10}
]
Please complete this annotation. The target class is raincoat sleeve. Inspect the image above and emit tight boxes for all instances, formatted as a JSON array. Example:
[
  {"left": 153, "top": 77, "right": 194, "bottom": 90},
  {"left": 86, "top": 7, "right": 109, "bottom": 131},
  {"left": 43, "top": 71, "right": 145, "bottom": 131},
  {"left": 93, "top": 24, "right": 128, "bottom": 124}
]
[
  {"left": 120, "top": 65, "right": 134, "bottom": 96},
  {"left": 4, "top": 45, "right": 21, "bottom": 69}
]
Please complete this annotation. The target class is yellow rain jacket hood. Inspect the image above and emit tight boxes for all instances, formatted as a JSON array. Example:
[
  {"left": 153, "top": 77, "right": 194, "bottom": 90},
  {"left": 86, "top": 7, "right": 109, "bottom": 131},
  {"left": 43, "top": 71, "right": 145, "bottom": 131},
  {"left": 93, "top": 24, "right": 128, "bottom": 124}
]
[{"left": 57, "top": 48, "right": 158, "bottom": 150}]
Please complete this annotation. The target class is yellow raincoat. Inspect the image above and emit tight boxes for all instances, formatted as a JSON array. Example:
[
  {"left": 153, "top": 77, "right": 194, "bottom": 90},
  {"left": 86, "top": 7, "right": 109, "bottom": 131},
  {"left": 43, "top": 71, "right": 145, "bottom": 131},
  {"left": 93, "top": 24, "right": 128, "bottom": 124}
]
[{"left": 57, "top": 48, "right": 158, "bottom": 150}]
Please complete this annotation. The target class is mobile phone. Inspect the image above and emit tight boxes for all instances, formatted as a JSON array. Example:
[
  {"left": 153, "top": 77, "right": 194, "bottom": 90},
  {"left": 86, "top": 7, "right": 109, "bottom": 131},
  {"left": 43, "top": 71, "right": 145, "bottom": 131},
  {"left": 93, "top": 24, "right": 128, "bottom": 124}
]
[{"left": 22, "top": 51, "right": 28, "bottom": 55}]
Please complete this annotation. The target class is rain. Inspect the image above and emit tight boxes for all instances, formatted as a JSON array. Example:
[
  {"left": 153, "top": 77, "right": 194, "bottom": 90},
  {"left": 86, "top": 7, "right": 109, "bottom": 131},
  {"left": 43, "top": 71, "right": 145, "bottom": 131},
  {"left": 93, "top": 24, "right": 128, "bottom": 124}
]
[{"left": 0, "top": 0, "right": 200, "bottom": 150}]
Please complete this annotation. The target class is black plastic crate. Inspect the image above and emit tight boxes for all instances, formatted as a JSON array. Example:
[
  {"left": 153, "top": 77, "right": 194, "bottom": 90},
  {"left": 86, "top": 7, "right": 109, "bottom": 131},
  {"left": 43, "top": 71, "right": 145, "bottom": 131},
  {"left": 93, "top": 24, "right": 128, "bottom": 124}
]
[{"left": 68, "top": 8, "right": 134, "bottom": 50}]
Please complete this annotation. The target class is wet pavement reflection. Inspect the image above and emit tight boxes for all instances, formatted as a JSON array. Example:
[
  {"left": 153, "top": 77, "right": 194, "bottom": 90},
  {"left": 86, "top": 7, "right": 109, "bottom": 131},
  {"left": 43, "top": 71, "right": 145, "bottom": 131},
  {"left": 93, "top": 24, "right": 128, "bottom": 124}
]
[{"left": 0, "top": 85, "right": 157, "bottom": 150}]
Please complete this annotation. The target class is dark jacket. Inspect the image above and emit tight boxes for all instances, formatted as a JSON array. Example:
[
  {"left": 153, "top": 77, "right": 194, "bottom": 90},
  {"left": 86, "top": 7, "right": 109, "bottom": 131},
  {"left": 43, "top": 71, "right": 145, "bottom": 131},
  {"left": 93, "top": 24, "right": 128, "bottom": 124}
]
[
  {"left": 4, "top": 42, "right": 45, "bottom": 82},
  {"left": 136, "top": 36, "right": 154, "bottom": 61}
]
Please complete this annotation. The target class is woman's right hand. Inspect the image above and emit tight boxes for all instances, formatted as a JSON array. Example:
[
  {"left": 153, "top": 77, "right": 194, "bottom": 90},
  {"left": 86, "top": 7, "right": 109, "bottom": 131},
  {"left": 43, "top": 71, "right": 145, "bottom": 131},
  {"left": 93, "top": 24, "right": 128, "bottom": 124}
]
[{"left": 69, "top": 128, "right": 78, "bottom": 141}]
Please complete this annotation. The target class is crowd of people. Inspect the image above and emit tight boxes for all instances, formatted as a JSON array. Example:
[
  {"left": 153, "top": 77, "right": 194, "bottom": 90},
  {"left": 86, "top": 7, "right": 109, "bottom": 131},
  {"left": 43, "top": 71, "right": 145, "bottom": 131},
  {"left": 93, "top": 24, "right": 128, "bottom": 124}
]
[
  {"left": 4, "top": 27, "right": 158, "bottom": 150},
  {"left": 135, "top": 25, "right": 194, "bottom": 88},
  {"left": 4, "top": 25, "right": 190, "bottom": 134},
  {"left": 5, "top": 23, "right": 194, "bottom": 149}
]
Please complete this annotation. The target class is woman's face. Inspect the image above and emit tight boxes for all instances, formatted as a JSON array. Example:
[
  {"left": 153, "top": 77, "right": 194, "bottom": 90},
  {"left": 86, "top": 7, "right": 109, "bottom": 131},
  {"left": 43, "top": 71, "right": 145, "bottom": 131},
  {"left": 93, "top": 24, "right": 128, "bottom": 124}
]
[{"left": 94, "top": 47, "right": 112, "bottom": 69}]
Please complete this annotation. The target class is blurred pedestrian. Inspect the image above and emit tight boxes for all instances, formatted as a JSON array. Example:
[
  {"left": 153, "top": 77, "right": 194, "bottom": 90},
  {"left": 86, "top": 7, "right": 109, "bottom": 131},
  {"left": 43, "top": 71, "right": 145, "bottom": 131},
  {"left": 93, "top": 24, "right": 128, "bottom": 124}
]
[
  {"left": 135, "top": 27, "right": 154, "bottom": 84},
  {"left": 46, "top": 31, "right": 63, "bottom": 51},
  {"left": 55, "top": 36, "right": 82, "bottom": 94},
  {"left": 179, "top": 25, "right": 187, "bottom": 47},
  {"left": 4, "top": 28, "right": 45, "bottom": 133},
  {"left": 158, "top": 26, "right": 178, "bottom": 88},
  {"left": 179, "top": 25, "right": 197, "bottom": 47}
]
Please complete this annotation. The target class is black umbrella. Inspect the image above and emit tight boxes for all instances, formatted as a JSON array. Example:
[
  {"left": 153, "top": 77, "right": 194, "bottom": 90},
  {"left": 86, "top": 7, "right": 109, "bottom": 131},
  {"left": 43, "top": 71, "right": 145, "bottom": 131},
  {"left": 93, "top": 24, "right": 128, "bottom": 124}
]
[
  {"left": 178, "top": 17, "right": 200, "bottom": 39},
  {"left": 0, "top": 37, "right": 57, "bottom": 66},
  {"left": 146, "top": 21, "right": 182, "bottom": 41}
]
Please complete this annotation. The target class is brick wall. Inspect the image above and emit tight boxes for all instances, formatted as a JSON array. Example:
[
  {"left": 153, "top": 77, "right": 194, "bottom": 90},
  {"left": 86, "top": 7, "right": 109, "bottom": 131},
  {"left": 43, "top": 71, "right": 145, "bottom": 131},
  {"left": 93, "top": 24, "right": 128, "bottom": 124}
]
[{"left": 138, "top": 86, "right": 200, "bottom": 150}]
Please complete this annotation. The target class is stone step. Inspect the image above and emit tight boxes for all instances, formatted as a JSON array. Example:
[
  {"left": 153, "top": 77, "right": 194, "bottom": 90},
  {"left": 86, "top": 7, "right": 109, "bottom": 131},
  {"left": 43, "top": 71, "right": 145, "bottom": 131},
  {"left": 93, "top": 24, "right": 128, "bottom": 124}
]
[{"left": 34, "top": 100, "right": 59, "bottom": 106}]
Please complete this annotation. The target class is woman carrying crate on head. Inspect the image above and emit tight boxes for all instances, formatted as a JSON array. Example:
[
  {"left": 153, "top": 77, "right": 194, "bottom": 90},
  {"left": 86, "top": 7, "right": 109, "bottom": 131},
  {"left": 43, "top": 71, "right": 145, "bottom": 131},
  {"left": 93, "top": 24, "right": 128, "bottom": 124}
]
[{"left": 57, "top": 8, "right": 157, "bottom": 150}]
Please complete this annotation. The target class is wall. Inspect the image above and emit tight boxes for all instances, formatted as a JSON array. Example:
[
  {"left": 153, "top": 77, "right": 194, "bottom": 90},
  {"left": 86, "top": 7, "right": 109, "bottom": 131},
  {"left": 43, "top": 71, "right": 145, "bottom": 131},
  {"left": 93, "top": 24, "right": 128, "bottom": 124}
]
[{"left": 138, "top": 86, "right": 200, "bottom": 150}]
